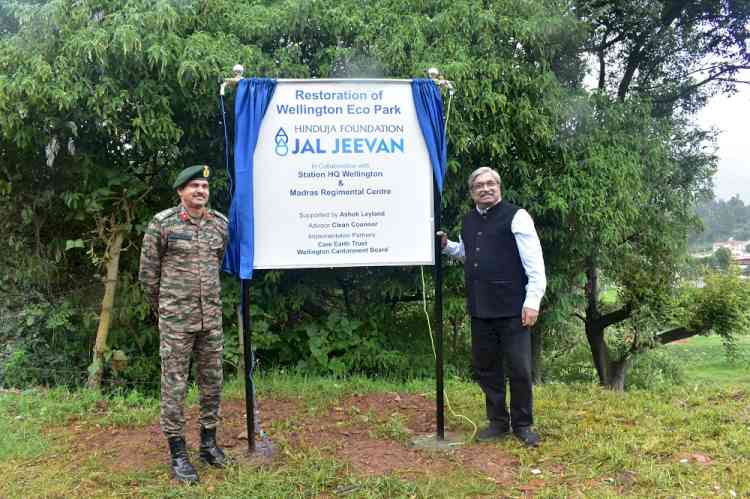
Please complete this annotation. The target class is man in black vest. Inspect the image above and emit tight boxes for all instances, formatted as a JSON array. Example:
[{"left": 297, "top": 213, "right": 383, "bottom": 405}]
[{"left": 440, "top": 167, "right": 546, "bottom": 447}]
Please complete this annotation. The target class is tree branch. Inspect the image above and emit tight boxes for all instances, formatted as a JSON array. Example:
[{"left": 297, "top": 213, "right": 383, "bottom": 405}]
[
  {"left": 588, "top": 32, "right": 627, "bottom": 52},
  {"left": 651, "top": 71, "right": 750, "bottom": 105},
  {"left": 638, "top": 63, "right": 749, "bottom": 90},
  {"left": 654, "top": 326, "right": 702, "bottom": 345},
  {"left": 599, "top": 303, "right": 632, "bottom": 329},
  {"left": 617, "top": 1, "right": 690, "bottom": 100}
]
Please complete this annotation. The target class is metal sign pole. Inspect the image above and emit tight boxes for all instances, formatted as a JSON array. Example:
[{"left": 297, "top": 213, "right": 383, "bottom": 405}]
[
  {"left": 433, "top": 182, "right": 445, "bottom": 440},
  {"left": 240, "top": 278, "right": 255, "bottom": 453}
]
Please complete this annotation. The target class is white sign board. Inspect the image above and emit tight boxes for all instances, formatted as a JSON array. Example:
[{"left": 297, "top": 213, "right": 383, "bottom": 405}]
[{"left": 252, "top": 80, "right": 435, "bottom": 269}]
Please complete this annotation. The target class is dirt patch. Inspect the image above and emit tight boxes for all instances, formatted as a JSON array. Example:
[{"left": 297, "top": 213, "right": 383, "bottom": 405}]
[
  {"left": 454, "top": 445, "right": 519, "bottom": 484},
  {"left": 64, "top": 392, "right": 521, "bottom": 487},
  {"left": 218, "top": 396, "right": 300, "bottom": 445},
  {"left": 62, "top": 397, "right": 299, "bottom": 473},
  {"left": 293, "top": 392, "right": 519, "bottom": 484},
  {"left": 292, "top": 393, "right": 456, "bottom": 479},
  {"left": 66, "top": 422, "right": 166, "bottom": 473}
]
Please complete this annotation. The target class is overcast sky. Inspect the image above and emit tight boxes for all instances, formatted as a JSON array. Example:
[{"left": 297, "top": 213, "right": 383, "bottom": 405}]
[{"left": 697, "top": 76, "right": 750, "bottom": 203}]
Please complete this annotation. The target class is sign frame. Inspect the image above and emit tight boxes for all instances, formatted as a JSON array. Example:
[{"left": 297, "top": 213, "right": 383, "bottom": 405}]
[{"left": 251, "top": 79, "right": 436, "bottom": 270}]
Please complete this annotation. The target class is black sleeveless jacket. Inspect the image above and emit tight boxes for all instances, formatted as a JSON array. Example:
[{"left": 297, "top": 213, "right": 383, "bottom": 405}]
[{"left": 461, "top": 200, "right": 527, "bottom": 318}]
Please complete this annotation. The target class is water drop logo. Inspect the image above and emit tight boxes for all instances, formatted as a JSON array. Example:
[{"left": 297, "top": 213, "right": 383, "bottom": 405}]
[{"left": 275, "top": 128, "right": 289, "bottom": 156}]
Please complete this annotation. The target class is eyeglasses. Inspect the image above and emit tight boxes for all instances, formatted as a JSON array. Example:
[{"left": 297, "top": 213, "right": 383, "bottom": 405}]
[{"left": 472, "top": 181, "right": 498, "bottom": 191}]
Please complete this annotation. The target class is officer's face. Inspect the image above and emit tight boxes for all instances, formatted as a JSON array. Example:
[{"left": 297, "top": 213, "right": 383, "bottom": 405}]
[
  {"left": 177, "top": 179, "right": 210, "bottom": 210},
  {"left": 470, "top": 172, "right": 501, "bottom": 209}
]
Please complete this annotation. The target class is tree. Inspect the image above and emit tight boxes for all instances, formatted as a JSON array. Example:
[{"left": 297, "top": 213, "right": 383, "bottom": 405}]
[
  {"left": 579, "top": 0, "right": 750, "bottom": 108},
  {"left": 712, "top": 247, "right": 733, "bottom": 270},
  {"left": 651, "top": 270, "right": 749, "bottom": 356},
  {"left": 531, "top": 90, "right": 714, "bottom": 388},
  {"left": 5, "top": 0, "right": 746, "bottom": 390},
  {"left": 1, "top": 0, "right": 587, "bottom": 382},
  {"left": 0, "top": 0, "right": 262, "bottom": 387},
  {"left": 72, "top": 182, "right": 150, "bottom": 389},
  {"left": 689, "top": 195, "right": 750, "bottom": 249},
  {"left": 593, "top": 270, "right": 749, "bottom": 391},
  {"left": 539, "top": 0, "right": 750, "bottom": 389}
]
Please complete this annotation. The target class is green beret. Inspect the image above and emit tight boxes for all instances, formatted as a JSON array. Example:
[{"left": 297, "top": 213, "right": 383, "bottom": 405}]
[{"left": 173, "top": 164, "right": 211, "bottom": 189}]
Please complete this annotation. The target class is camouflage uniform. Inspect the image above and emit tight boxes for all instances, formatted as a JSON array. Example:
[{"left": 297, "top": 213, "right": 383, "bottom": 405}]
[{"left": 139, "top": 204, "right": 229, "bottom": 438}]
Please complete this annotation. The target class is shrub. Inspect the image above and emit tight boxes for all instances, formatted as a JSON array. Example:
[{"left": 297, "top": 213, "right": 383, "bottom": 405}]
[{"left": 626, "top": 348, "right": 684, "bottom": 389}]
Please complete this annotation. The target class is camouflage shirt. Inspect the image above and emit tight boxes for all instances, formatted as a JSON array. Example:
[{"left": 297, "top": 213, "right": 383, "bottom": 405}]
[{"left": 139, "top": 204, "right": 229, "bottom": 332}]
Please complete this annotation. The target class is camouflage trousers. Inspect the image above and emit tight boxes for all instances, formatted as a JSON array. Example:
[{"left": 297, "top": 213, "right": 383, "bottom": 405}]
[{"left": 159, "top": 327, "right": 223, "bottom": 438}]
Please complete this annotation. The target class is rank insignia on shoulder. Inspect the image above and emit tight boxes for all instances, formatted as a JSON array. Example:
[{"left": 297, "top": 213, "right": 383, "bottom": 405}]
[{"left": 202, "top": 165, "right": 210, "bottom": 178}]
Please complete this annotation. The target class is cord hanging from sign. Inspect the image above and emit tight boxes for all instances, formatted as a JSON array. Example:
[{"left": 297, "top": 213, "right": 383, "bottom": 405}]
[{"left": 426, "top": 67, "right": 455, "bottom": 132}]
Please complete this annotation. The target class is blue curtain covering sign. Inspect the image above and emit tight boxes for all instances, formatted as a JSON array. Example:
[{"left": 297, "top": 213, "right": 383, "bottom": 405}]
[{"left": 223, "top": 78, "right": 276, "bottom": 279}]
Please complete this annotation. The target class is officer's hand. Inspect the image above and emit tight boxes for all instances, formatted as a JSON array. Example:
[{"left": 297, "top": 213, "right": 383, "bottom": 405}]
[
  {"left": 436, "top": 231, "right": 448, "bottom": 250},
  {"left": 521, "top": 307, "right": 538, "bottom": 328}
]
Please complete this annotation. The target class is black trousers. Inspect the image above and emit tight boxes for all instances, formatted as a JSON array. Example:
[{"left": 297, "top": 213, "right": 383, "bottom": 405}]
[{"left": 471, "top": 316, "right": 533, "bottom": 429}]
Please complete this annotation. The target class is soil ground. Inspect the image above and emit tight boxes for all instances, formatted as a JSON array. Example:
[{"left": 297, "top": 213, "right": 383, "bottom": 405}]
[{"left": 65, "top": 393, "right": 525, "bottom": 487}]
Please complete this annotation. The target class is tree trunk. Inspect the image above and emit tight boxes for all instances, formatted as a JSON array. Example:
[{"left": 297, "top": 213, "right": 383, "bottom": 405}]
[
  {"left": 605, "top": 358, "right": 629, "bottom": 392},
  {"left": 584, "top": 258, "right": 608, "bottom": 384},
  {"left": 583, "top": 257, "right": 635, "bottom": 389},
  {"left": 87, "top": 229, "right": 124, "bottom": 390},
  {"left": 585, "top": 321, "right": 610, "bottom": 385}
]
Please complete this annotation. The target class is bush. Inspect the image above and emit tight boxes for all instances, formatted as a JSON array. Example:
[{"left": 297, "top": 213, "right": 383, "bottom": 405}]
[
  {"left": 541, "top": 341, "right": 684, "bottom": 389},
  {"left": 0, "top": 298, "right": 91, "bottom": 389},
  {"left": 625, "top": 348, "right": 684, "bottom": 389},
  {"left": 542, "top": 342, "right": 599, "bottom": 384},
  {"left": 1, "top": 350, "right": 36, "bottom": 388}
]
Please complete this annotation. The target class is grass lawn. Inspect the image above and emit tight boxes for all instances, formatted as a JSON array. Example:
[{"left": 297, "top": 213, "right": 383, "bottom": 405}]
[
  {"left": 1, "top": 365, "right": 749, "bottom": 498},
  {"left": 665, "top": 334, "right": 750, "bottom": 386}
]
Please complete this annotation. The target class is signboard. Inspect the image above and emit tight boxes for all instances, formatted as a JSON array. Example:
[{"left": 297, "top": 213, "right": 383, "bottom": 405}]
[{"left": 252, "top": 80, "right": 435, "bottom": 269}]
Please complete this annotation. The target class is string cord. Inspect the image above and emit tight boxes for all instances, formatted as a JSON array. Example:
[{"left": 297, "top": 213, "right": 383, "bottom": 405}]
[{"left": 220, "top": 94, "right": 233, "bottom": 196}]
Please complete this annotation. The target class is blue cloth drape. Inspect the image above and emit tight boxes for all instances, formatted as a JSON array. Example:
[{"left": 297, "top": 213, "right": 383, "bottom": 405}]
[
  {"left": 411, "top": 79, "right": 448, "bottom": 192},
  {"left": 222, "top": 78, "right": 277, "bottom": 279}
]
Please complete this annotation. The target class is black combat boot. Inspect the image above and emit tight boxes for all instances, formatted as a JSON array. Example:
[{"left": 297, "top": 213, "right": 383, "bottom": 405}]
[
  {"left": 167, "top": 436, "right": 199, "bottom": 484},
  {"left": 199, "top": 426, "right": 227, "bottom": 467},
  {"left": 476, "top": 422, "right": 511, "bottom": 442}
]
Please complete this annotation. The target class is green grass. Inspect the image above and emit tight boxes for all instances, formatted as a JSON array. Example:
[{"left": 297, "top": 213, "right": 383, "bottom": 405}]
[
  {"left": 665, "top": 334, "right": 750, "bottom": 386},
  {"left": 3, "top": 378, "right": 749, "bottom": 498},
  {"left": 2, "top": 337, "right": 750, "bottom": 498}
]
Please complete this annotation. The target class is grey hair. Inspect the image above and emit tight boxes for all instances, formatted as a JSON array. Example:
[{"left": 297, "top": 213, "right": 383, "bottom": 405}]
[{"left": 467, "top": 167, "right": 502, "bottom": 190}]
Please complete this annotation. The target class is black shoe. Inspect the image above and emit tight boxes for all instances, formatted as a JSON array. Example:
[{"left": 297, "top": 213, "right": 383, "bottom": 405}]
[
  {"left": 513, "top": 427, "right": 540, "bottom": 447},
  {"left": 199, "top": 426, "right": 227, "bottom": 467},
  {"left": 476, "top": 423, "right": 510, "bottom": 442},
  {"left": 167, "top": 436, "right": 199, "bottom": 484}
]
